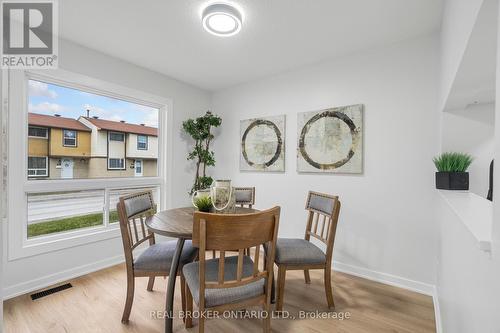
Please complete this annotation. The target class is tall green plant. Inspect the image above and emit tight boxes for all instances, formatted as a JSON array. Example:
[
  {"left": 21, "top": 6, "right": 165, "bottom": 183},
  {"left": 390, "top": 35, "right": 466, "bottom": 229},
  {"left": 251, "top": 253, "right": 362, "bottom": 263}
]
[
  {"left": 433, "top": 152, "right": 473, "bottom": 172},
  {"left": 182, "top": 111, "right": 222, "bottom": 194}
]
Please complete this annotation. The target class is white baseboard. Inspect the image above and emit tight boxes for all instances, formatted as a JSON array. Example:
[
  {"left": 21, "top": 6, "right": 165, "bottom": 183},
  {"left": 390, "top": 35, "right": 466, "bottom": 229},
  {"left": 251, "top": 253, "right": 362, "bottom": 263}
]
[
  {"left": 3, "top": 254, "right": 126, "bottom": 300},
  {"left": 432, "top": 285, "right": 443, "bottom": 333},
  {"left": 332, "top": 260, "right": 435, "bottom": 296}
]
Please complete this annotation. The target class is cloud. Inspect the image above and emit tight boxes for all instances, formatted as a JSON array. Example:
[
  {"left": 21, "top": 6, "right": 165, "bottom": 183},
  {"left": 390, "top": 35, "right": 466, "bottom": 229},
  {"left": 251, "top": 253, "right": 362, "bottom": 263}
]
[
  {"left": 142, "top": 110, "right": 159, "bottom": 127},
  {"left": 29, "top": 102, "right": 65, "bottom": 115},
  {"left": 84, "top": 104, "right": 123, "bottom": 120},
  {"left": 84, "top": 103, "right": 158, "bottom": 127},
  {"left": 29, "top": 81, "right": 57, "bottom": 99},
  {"left": 130, "top": 104, "right": 159, "bottom": 127}
]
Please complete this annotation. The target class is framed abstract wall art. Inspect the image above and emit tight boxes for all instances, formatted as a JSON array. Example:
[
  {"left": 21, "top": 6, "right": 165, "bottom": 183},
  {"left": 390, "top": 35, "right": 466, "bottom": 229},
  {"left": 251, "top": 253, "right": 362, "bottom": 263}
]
[
  {"left": 297, "top": 104, "right": 363, "bottom": 173},
  {"left": 240, "top": 115, "right": 285, "bottom": 172}
]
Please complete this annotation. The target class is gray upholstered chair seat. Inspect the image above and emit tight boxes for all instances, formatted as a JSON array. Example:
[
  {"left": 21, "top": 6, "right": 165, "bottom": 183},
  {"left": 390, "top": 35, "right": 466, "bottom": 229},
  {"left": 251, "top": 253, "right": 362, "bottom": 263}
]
[
  {"left": 274, "top": 238, "right": 326, "bottom": 265},
  {"left": 134, "top": 240, "right": 197, "bottom": 272},
  {"left": 183, "top": 255, "right": 265, "bottom": 307}
]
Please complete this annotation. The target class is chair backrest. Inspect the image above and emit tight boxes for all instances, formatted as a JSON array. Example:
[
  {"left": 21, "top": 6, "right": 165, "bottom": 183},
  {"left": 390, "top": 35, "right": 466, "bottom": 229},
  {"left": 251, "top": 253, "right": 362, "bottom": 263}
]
[
  {"left": 117, "top": 191, "right": 157, "bottom": 264},
  {"left": 192, "top": 207, "right": 280, "bottom": 308},
  {"left": 304, "top": 191, "right": 341, "bottom": 262},
  {"left": 234, "top": 187, "right": 255, "bottom": 208}
]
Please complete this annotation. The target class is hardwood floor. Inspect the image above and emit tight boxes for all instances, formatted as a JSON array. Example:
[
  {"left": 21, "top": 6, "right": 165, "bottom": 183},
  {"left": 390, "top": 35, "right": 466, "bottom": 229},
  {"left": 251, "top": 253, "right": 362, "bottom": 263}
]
[{"left": 4, "top": 264, "right": 436, "bottom": 333}]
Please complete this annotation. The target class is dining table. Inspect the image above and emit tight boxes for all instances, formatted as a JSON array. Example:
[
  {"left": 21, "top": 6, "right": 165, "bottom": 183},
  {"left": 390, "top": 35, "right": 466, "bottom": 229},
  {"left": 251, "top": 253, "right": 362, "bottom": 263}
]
[{"left": 145, "top": 206, "right": 258, "bottom": 333}]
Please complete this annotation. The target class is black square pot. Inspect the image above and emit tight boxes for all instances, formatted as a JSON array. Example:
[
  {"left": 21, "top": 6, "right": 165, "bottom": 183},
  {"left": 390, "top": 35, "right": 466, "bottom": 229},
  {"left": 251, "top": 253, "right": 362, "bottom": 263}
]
[{"left": 435, "top": 172, "right": 469, "bottom": 190}]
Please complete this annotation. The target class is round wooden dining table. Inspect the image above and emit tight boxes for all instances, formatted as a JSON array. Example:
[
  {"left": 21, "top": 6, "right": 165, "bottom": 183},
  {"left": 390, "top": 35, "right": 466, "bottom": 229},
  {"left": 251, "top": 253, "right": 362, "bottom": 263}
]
[{"left": 145, "top": 206, "right": 257, "bottom": 333}]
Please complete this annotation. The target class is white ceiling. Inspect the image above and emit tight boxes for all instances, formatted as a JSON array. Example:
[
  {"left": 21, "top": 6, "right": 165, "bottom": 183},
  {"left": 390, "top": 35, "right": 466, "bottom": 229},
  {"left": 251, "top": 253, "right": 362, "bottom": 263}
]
[{"left": 60, "top": 0, "right": 443, "bottom": 91}]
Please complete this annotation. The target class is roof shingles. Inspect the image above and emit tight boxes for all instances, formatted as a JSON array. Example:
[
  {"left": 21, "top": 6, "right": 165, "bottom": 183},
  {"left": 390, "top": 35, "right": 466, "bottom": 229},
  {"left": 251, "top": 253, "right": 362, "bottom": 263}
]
[
  {"left": 28, "top": 113, "right": 91, "bottom": 132},
  {"left": 82, "top": 117, "right": 158, "bottom": 136}
]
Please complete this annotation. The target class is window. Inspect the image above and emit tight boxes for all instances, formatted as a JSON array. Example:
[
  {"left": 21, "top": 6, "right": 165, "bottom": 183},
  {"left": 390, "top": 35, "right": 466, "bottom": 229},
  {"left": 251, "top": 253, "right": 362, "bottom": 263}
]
[
  {"left": 63, "top": 129, "right": 77, "bottom": 147},
  {"left": 108, "top": 187, "right": 159, "bottom": 223},
  {"left": 9, "top": 72, "right": 167, "bottom": 260},
  {"left": 28, "top": 190, "right": 105, "bottom": 238},
  {"left": 27, "top": 79, "right": 159, "bottom": 180},
  {"left": 109, "top": 132, "right": 125, "bottom": 142},
  {"left": 137, "top": 135, "right": 148, "bottom": 150},
  {"left": 28, "top": 157, "right": 48, "bottom": 177},
  {"left": 28, "top": 126, "right": 48, "bottom": 138},
  {"left": 108, "top": 158, "right": 125, "bottom": 170}
]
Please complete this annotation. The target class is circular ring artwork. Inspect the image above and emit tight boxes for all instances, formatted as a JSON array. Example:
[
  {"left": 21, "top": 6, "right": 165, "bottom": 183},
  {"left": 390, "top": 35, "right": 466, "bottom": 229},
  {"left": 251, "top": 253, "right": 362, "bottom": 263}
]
[
  {"left": 299, "top": 110, "right": 359, "bottom": 170},
  {"left": 241, "top": 119, "right": 283, "bottom": 168}
]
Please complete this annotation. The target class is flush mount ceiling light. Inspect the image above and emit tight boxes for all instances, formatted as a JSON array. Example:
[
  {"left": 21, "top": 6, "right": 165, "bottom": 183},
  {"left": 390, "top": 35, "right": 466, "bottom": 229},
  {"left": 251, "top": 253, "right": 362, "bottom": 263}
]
[{"left": 202, "top": 3, "right": 242, "bottom": 37}]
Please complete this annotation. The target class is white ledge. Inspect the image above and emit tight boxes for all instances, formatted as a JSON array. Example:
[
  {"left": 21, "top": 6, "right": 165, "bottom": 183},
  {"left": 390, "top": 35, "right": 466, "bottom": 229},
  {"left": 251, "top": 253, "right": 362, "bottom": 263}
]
[{"left": 438, "top": 190, "right": 492, "bottom": 252}]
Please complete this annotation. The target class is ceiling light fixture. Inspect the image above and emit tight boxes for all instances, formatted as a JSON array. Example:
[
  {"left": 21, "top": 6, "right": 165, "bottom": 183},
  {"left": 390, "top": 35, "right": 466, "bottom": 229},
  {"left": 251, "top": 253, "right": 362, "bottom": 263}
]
[{"left": 202, "top": 3, "right": 242, "bottom": 37}]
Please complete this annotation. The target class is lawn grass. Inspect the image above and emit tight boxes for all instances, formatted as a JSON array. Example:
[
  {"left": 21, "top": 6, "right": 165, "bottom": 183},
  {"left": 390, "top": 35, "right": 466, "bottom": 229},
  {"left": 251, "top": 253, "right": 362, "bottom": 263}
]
[{"left": 28, "top": 210, "right": 120, "bottom": 238}]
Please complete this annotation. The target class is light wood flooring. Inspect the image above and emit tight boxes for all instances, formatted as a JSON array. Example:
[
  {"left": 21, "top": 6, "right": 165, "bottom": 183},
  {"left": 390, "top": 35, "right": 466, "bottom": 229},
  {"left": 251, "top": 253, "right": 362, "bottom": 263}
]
[{"left": 4, "top": 263, "right": 436, "bottom": 333}]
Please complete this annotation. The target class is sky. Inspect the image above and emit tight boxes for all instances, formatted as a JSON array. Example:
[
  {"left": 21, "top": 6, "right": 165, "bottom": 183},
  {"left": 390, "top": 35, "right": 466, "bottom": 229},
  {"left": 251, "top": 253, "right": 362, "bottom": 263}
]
[{"left": 28, "top": 80, "right": 159, "bottom": 127}]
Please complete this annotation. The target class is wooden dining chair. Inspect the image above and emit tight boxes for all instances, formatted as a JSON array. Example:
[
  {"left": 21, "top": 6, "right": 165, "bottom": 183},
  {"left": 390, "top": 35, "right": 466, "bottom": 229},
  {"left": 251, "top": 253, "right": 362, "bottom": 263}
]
[
  {"left": 117, "top": 191, "right": 198, "bottom": 324},
  {"left": 183, "top": 207, "right": 280, "bottom": 333},
  {"left": 234, "top": 187, "right": 255, "bottom": 208},
  {"left": 274, "top": 191, "right": 341, "bottom": 311}
]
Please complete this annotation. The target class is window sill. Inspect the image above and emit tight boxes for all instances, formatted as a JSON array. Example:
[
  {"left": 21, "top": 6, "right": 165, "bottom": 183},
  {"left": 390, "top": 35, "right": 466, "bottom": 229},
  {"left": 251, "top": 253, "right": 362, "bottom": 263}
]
[{"left": 438, "top": 190, "right": 492, "bottom": 252}]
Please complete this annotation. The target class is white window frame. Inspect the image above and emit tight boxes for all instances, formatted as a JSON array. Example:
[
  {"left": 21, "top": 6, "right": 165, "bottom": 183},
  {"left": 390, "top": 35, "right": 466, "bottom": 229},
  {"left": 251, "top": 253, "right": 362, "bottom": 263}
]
[
  {"left": 109, "top": 131, "right": 125, "bottom": 142},
  {"left": 28, "top": 126, "right": 48, "bottom": 139},
  {"left": 7, "top": 69, "right": 173, "bottom": 260},
  {"left": 62, "top": 129, "right": 77, "bottom": 147},
  {"left": 108, "top": 158, "right": 125, "bottom": 170},
  {"left": 137, "top": 135, "right": 148, "bottom": 150},
  {"left": 27, "top": 156, "right": 48, "bottom": 177}
]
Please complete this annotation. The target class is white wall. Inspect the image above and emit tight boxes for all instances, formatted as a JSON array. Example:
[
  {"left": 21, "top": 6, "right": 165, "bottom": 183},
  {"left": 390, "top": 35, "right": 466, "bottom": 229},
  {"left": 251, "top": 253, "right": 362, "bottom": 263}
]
[
  {"left": 440, "top": 0, "right": 484, "bottom": 110},
  {"left": 434, "top": 1, "right": 500, "bottom": 332},
  {"left": 436, "top": 196, "right": 500, "bottom": 332},
  {"left": 2, "top": 39, "right": 211, "bottom": 298},
  {"left": 441, "top": 103, "right": 495, "bottom": 197},
  {"left": 212, "top": 35, "right": 439, "bottom": 287}
]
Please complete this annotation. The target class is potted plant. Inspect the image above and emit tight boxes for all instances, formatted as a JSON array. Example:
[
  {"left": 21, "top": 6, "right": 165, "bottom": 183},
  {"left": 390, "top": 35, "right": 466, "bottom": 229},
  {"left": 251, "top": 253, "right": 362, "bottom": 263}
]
[
  {"left": 193, "top": 196, "right": 213, "bottom": 212},
  {"left": 182, "top": 111, "right": 222, "bottom": 194},
  {"left": 433, "top": 152, "right": 473, "bottom": 190}
]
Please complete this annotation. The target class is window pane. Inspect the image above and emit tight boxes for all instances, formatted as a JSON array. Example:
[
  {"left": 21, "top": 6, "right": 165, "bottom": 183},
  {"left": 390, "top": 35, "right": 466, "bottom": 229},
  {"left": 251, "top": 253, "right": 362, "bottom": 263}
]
[
  {"left": 28, "top": 126, "right": 47, "bottom": 138},
  {"left": 109, "top": 158, "right": 124, "bottom": 169},
  {"left": 27, "top": 190, "right": 105, "bottom": 238},
  {"left": 28, "top": 79, "right": 159, "bottom": 180},
  {"left": 63, "top": 138, "right": 76, "bottom": 146},
  {"left": 64, "top": 130, "right": 76, "bottom": 138},
  {"left": 109, "top": 132, "right": 125, "bottom": 141},
  {"left": 108, "top": 187, "right": 160, "bottom": 224},
  {"left": 28, "top": 157, "right": 46, "bottom": 169}
]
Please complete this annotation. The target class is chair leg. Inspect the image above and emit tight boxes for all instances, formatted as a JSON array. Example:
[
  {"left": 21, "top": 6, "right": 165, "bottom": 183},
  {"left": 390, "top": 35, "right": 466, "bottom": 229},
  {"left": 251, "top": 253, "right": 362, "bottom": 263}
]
[
  {"left": 276, "top": 265, "right": 286, "bottom": 312},
  {"left": 324, "top": 267, "right": 335, "bottom": 308},
  {"left": 212, "top": 250, "right": 217, "bottom": 258},
  {"left": 180, "top": 274, "right": 187, "bottom": 323},
  {"left": 185, "top": 284, "right": 193, "bottom": 328},
  {"left": 121, "top": 273, "right": 135, "bottom": 323},
  {"left": 147, "top": 276, "right": 155, "bottom": 291},
  {"left": 198, "top": 313, "right": 205, "bottom": 333},
  {"left": 262, "top": 301, "right": 271, "bottom": 332},
  {"left": 304, "top": 270, "right": 311, "bottom": 284}
]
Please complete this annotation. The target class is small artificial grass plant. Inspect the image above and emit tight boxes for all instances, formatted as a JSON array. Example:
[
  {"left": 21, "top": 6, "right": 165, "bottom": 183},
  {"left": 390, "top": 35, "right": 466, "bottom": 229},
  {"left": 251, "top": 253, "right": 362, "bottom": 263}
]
[
  {"left": 433, "top": 152, "right": 473, "bottom": 172},
  {"left": 194, "top": 196, "right": 213, "bottom": 212}
]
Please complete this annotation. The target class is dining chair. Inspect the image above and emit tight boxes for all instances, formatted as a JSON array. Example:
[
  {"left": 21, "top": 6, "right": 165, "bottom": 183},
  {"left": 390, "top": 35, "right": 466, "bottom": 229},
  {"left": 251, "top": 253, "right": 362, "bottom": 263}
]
[
  {"left": 183, "top": 207, "right": 280, "bottom": 333},
  {"left": 234, "top": 186, "right": 255, "bottom": 208},
  {"left": 274, "top": 191, "right": 341, "bottom": 311},
  {"left": 117, "top": 190, "right": 198, "bottom": 324}
]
